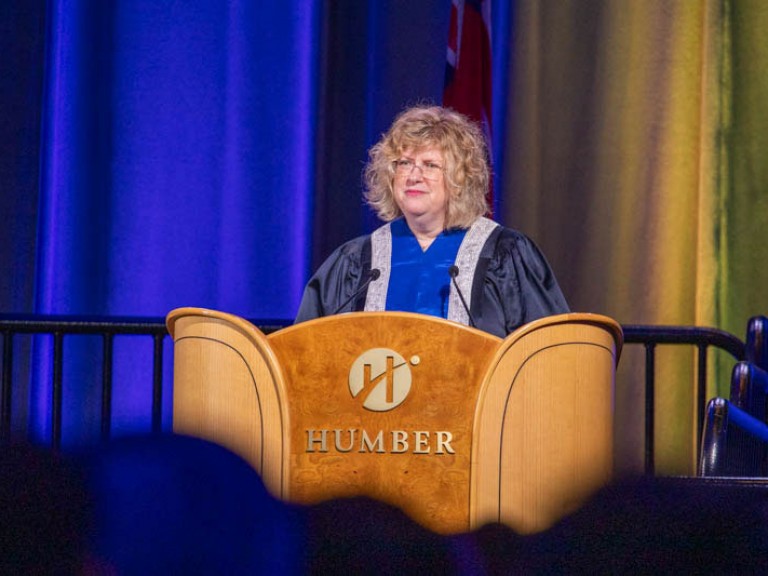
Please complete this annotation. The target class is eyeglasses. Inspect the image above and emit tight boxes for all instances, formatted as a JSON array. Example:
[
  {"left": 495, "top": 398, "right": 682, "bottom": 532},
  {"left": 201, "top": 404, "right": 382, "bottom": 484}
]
[{"left": 392, "top": 159, "right": 444, "bottom": 181}]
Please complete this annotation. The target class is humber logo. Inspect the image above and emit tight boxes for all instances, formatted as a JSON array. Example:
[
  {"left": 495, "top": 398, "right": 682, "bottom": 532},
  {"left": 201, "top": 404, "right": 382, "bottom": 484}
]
[
  {"left": 348, "top": 348, "right": 420, "bottom": 411},
  {"left": 305, "top": 348, "right": 455, "bottom": 454}
]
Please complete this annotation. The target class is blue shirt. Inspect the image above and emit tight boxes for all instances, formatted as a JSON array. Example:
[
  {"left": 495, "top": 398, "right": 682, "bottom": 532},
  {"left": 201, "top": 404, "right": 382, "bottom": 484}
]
[{"left": 385, "top": 218, "right": 467, "bottom": 318}]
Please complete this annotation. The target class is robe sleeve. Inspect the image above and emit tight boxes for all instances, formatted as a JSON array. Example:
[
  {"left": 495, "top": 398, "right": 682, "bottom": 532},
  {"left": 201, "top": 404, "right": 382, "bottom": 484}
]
[
  {"left": 294, "top": 236, "right": 369, "bottom": 324},
  {"left": 476, "top": 229, "right": 569, "bottom": 336}
]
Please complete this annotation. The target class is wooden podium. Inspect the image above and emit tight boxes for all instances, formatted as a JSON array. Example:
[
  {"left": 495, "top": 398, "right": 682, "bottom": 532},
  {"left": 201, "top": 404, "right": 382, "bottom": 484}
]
[{"left": 167, "top": 309, "right": 622, "bottom": 534}]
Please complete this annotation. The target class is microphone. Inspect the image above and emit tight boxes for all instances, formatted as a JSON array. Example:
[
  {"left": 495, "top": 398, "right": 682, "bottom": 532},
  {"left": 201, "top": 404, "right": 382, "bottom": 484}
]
[
  {"left": 448, "top": 265, "right": 476, "bottom": 328},
  {"left": 332, "top": 269, "right": 381, "bottom": 315}
]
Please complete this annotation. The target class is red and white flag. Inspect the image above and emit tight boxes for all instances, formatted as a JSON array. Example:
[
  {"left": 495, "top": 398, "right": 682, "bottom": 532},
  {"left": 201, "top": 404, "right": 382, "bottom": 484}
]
[{"left": 444, "top": 0, "right": 493, "bottom": 209}]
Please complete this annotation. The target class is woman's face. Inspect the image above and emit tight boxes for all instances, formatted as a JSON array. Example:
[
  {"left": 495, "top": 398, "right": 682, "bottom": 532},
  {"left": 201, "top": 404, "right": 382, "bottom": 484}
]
[{"left": 392, "top": 145, "right": 448, "bottom": 230}]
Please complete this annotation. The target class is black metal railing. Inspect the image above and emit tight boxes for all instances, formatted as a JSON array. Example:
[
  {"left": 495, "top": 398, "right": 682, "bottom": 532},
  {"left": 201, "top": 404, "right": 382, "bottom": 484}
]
[
  {"left": 1, "top": 316, "right": 171, "bottom": 447},
  {"left": 0, "top": 316, "right": 747, "bottom": 474},
  {"left": 622, "top": 325, "right": 745, "bottom": 474},
  {"left": 0, "top": 315, "right": 288, "bottom": 449}
]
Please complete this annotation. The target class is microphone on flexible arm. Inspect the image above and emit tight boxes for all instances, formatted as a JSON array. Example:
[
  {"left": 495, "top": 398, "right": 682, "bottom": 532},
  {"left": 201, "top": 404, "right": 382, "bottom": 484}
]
[
  {"left": 331, "top": 269, "right": 381, "bottom": 315},
  {"left": 448, "top": 265, "right": 477, "bottom": 328}
]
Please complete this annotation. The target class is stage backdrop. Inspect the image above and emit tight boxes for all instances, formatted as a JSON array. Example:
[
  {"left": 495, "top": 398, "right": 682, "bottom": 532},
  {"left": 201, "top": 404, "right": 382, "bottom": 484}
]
[
  {"left": 500, "top": 0, "right": 768, "bottom": 474},
  {"left": 2, "top": 1, "right": 767, "bottom": 474}
]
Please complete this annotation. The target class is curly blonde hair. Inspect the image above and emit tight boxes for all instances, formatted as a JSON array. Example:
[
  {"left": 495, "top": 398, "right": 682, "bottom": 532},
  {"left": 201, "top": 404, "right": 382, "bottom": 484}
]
[{"left": 363, "top": 105, "right": 490, "bottom": 229}]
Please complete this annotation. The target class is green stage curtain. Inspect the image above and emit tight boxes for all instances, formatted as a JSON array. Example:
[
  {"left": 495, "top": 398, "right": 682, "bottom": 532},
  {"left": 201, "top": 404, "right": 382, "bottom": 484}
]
[{"left": 501, "top": 1, "right": 768, "bottom": 475}]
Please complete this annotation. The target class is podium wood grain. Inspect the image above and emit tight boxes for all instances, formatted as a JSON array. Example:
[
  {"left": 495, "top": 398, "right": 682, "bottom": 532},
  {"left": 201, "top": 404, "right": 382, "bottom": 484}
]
[
  {"left": 267, "top": 313, "right": 499, "bottom": 531},
  {"left": 168, "top": 309, "right": 622, "bottom": 534}
]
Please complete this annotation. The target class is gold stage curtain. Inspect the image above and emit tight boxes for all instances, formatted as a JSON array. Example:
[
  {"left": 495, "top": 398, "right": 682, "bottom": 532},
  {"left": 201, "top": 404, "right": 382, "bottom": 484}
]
[{"left": 501, "top": 1, "right": 768, "bottom": 475}]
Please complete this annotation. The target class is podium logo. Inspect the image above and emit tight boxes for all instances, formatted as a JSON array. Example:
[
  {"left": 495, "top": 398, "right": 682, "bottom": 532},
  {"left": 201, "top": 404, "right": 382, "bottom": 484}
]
[{"left": 349, "top": 348, "right": 419, "bottom": 411}]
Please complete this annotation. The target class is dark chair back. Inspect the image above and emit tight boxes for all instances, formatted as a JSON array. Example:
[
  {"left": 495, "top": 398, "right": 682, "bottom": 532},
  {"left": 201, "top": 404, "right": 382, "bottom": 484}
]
[
  {"left": 699, "top": 397, "right": 768, "bottom": 477},
  {"left": 746, "top": 315, "right": 768, "bottom": 371},
  {"left": 729, "top": 361, "right": 768, "bottom": 422}
]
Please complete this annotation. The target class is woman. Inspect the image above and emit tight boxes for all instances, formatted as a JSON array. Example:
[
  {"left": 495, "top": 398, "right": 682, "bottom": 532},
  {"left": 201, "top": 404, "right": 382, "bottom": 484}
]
[{"left": 295, "top": 105, "right": 568, "bottom": 338}]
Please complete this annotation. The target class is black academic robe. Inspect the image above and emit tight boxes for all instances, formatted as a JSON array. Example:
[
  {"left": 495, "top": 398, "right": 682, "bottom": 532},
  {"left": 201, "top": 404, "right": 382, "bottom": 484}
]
[{"left": 295, "top": 221, "right": 569, "bottom": 338}]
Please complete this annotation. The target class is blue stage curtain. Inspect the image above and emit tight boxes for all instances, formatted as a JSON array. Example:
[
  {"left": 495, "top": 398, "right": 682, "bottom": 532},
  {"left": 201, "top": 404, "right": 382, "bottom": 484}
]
[
  {"left": 31, "top": 0, "right": 325, "bottom": 444},
  {"left": 37, "top": 1, "right": 324, "bottom": 320}
]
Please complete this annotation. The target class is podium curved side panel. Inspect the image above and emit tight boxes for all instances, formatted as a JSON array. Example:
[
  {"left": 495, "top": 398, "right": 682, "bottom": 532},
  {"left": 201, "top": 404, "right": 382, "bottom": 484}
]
[
  {"left": 167, "top": 308, "right": 289, "bottom": 498},
  {"left": 471, "top": 315, "right": 621, "bottom": 534}
]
